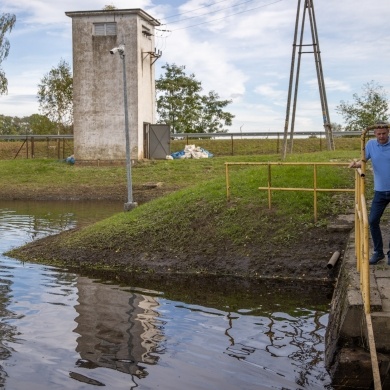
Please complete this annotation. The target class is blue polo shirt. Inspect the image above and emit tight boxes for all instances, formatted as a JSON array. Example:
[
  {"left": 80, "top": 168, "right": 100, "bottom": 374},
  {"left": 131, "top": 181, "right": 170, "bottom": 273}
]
[{"left": 366, "top": 137, "right": 390, "bottom": 191}]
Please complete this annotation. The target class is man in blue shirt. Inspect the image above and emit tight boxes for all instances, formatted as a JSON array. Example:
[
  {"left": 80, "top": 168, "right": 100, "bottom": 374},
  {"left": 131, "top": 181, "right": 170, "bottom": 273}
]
[{"left": 349, "top": 122, "right": 390, "bottom": 265}]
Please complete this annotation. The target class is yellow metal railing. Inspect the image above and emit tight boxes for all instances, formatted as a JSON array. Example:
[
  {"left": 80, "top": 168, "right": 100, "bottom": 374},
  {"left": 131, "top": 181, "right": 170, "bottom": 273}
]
[
  {"left": 354, "top": 124, "right": 390, "bottom": 390},
  {"left": 225, "top": 162, "right": 354, "bottom": 223},
  {"left": 354, "top": 168, "right": 370, "bottom": 312},
  {"left": 226, "top": 153, "right": 383, "bottom": 388}
]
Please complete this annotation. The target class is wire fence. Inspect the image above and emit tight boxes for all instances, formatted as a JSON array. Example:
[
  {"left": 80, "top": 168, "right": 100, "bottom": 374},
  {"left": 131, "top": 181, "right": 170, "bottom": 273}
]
[{"left": 0, "top": 131, "right": 363, "bottom": 159}]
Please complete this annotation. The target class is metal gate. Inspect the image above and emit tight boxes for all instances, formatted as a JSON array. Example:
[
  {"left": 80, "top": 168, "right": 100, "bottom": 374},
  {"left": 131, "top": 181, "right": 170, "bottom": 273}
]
[{"left": 145, "top": 124, "right": 170, "bottom": 159}]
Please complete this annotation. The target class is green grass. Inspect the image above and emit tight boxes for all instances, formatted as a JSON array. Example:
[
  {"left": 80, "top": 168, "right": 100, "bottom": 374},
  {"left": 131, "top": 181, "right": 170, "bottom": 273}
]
[
  {"left": 0, "top": 145, "right": 362, "bottom": 270},
  {"left": 0, "top": 144, "right": 362, "bottom": 190},
  {"left": 4, "top": 144, "right": 365, "bottom": 277}
]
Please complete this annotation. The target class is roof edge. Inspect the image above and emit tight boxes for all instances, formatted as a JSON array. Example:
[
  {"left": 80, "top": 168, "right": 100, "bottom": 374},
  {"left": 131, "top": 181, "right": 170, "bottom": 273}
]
[{"left": 65, "top": 8, "right": 160, "bottom": 26}]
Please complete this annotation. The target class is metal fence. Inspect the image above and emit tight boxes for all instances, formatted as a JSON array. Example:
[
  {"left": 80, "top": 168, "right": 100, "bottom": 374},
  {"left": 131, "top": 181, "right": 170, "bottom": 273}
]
[
  {"left": 0, "top": 135, "right": 73, "bottom": 160},
  {"left": 225, "top": 161, "right": 355, "bottom": 222},
  {"left": 0, "top": 131, "right": 362, "bottom": 159}
]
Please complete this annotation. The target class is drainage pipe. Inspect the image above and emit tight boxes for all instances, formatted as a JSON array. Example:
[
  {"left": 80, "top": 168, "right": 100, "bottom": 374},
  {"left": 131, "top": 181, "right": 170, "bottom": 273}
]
[{"left": 327, "top": 251, "right": 341, "bottom": 269}]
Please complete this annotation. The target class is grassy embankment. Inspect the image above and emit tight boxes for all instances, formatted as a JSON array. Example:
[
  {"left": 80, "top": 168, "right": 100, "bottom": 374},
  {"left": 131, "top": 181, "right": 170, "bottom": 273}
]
[{"left": 2, "top": 138, "right": 365, "bottom": 278}]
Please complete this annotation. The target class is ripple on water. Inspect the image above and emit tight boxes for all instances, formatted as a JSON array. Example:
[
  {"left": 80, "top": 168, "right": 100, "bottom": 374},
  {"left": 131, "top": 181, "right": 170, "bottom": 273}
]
[{"left": 0, "top": 201, "right": 333, "bottom": 389}]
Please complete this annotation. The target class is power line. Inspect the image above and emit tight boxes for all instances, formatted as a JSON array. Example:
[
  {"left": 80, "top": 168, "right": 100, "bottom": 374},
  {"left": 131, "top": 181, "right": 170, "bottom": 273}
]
[
  {"left": 162, "top": 0, "right": 235, "bottom": 20},
  {"left": 162, "top": 0, "right": 258, "bottom": 25},
  {"left": 163, "top": 0, "right": 284, "bottom": 32}
]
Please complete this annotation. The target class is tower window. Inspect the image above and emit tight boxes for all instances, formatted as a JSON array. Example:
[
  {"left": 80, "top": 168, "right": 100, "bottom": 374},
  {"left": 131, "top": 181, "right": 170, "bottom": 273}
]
[
  {"left": 94, "top": 22, "right": 117, "bottom": 36},
  {"left": 142, "top": 25, "right": 152, "bottom": 38}
]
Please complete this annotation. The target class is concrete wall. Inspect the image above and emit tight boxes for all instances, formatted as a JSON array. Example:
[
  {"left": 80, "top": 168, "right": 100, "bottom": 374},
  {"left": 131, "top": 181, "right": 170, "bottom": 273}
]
[
  {"left": 325, "top": 232, "right": 390, "bottom": 388},
  {"left": 66, "top": 9, "right": 160, "bottom": 161}
]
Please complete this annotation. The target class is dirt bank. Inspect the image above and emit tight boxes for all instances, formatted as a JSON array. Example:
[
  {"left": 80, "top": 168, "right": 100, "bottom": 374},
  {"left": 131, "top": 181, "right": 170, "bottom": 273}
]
[{"left": 3, "top": 180, "right": 353, "bottom": 283}]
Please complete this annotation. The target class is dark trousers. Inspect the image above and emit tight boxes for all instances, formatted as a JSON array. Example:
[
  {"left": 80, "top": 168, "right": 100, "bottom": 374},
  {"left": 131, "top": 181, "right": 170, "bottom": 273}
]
[{"left": 369, "top": 191, "right": 390, "bottom": 254}]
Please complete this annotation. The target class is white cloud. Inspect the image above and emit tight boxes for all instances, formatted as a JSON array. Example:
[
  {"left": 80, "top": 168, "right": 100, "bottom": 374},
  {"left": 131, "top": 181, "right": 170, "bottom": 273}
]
[
  {"left": 254, "top": 83, "right": 285, "bottom": 100},
  {"left": 0, "top": 0, "right": 389, "bottom": 132}
]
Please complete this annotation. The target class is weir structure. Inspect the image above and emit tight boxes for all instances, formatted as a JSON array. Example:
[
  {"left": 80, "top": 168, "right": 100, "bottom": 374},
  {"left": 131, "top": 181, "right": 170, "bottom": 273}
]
[{"left": 282, "top": 0, "right": 334, "bottom": 159}]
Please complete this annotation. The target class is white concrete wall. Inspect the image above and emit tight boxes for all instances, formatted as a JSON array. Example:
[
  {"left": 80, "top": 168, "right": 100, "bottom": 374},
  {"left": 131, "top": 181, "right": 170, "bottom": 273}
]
[{"left": 66, "top": 9, "right": 160, "bottom": 161}]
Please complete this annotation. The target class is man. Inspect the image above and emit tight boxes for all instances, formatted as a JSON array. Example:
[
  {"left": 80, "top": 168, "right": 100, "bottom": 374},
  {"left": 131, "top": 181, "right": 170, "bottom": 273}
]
[{"left": 349, "top": 122, "right": 390, "bottom": 265}]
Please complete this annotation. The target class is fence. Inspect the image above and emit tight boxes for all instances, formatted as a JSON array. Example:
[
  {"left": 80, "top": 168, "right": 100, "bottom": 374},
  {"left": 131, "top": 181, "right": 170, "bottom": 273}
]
[
  {"left": 353, "top": 124, "right": 390, "bottom": 390},
  {"left": 0, "top": 135, "right": 73, "bottom": 160},
  {"left": 171, "top": 131, "right": 362, "bottom": 156},
  {"left": 0, "top": 131, "right": 363, "bottom": 159},
  {"left": 225, "top": 161, "right": 355, "bottom": 222}
]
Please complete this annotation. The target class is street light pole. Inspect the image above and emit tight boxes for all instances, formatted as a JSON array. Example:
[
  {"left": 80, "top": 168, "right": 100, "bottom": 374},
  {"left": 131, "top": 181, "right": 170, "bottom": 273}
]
[{"left": 110, "top": 44, "right": 137, "bottom": 211}]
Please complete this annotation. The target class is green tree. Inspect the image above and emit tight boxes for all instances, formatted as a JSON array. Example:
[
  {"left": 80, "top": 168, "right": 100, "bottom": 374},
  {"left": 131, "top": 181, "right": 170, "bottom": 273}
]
[
  {"left": 29, "top": 114, "right": 57, "bottom": 135},
  {"left": 0, "top": 115, "right": 33, "bottom": 135},
  {"left": 37, "top": 59, "right": 73, "bottom": 134},
  {"left": 0, "top": 114, "right": 18, "bottom": 135},
  {"left": 330, "top": 122, "right": 343, "bottom": 132},
  {"left": 336, "top": 81, "right": 389, "bottom": 131},
  {"left": 156, "top": 63, "right": 234, "bottom": 133},
  {"left": 194, "top": 91, "right": 233, "bottom": 133},
  {"left": 0, "top": 13, "right": 16, "bottom": 95}
]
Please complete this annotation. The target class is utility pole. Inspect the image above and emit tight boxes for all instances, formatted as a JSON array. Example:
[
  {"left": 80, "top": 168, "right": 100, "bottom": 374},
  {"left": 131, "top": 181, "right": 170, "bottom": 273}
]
[
  {"left": 110, "top": 43, "right": 138, "bottom": 211},
  {"left": 282, "top": 0, "right": 334, "bottom": 159}
]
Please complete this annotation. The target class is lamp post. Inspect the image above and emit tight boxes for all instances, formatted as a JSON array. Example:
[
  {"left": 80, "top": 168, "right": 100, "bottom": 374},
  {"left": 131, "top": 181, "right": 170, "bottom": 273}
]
[{"left": 110, "top": 44, "right": 137, "bottom": 211}]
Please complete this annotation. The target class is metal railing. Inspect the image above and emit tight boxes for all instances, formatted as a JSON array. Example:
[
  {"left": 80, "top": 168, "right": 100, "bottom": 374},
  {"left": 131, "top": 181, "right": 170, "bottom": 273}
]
[
  {"left": 226, "top": 155, "right": 383, "bottom": 388},
  {"left": 225, "top": 161, "right": 354, "bottom": 223},
  {"left": 0, "top": 135, "right": 73, "bottom": 160},
  {"left": 0, "top": 131, "right": 362, "bottom": 160},
  {"left": 353, "top": 124, "right": 390, "bottom": 390}
]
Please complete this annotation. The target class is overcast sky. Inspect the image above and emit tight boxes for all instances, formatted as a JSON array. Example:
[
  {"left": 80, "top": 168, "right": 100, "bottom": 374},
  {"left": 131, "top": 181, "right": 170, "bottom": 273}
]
[{"left": 1, "top": 0, "right": 389, "bottom": 133}]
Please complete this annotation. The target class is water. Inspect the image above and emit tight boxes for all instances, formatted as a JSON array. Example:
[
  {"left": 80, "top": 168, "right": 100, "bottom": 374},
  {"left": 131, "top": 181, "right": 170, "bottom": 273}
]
[{"left": 0, "top": 200, "right": 334, "bottom": 389}]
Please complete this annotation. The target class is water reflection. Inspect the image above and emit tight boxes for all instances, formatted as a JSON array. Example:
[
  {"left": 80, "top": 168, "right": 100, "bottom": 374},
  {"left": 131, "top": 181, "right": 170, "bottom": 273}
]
[
  {"left": 0, "top": 200, "right": 122, "bottom": 247},
  {"left": 74, "top": 277, "right": 161, "bottom": 378},
  {"left": 0, "top": 200, "right": 334, "bottom": 389},
  {"left": 0, "top": 263, "right": 19, "bottom": 388}
]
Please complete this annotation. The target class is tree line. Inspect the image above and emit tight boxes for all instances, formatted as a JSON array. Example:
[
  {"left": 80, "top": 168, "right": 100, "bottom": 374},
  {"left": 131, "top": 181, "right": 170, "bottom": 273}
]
[
  {"left": 0, "top": 12, "right": 388, "bottom": 136},
  {"left": 0, "top": 113, "right": 72, "bottom": 136}
]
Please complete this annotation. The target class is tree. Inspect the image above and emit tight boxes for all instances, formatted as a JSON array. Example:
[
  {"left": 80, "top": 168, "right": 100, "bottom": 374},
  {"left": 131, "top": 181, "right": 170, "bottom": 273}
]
[
  {"left": 194, "top": 91, "right": 234, "bottom": 133},
  {"left": 0, "top": 114, "right": 19, "bottom": 135},
  {"left": 37, "top": 59, "right": 73, "bottom": 134},
  {"left": 330, "top": 122, "right": 343, "bottom": 132},
  {"left": 0, "top": 13, "right": 16, "bottom": 95},
  {"left": 336, "top": 81, "right": 389, "bottom": 131},
  {"left": 29, "top": 114, "right": 57, "bottom": 135},
  {"left": 156, "top": 63, "right": 234, "bottom": 133}
]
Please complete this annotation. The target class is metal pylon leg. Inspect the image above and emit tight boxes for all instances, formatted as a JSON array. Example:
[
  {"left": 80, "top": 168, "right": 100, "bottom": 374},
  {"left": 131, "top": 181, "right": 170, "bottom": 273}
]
[{"left": 282, "top": 0, "right": 334, "bottom": 159}]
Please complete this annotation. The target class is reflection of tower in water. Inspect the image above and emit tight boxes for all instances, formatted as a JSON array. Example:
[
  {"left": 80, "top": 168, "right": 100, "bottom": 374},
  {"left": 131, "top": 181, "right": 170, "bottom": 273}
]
[{"left": 73, "top": 277, "right": 163, "bottom": 378}]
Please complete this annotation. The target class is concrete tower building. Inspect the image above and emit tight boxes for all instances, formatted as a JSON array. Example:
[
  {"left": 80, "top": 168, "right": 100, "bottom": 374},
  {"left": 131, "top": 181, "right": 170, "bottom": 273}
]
[{"left": 65, "top": 9, "right": 161, "bottom": 161}]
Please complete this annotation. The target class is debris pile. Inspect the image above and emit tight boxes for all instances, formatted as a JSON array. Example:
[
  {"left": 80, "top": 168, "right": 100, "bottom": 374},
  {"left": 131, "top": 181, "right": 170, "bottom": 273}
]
[{"left": 167, "top": 144, "right": 213, "bottom": 159}]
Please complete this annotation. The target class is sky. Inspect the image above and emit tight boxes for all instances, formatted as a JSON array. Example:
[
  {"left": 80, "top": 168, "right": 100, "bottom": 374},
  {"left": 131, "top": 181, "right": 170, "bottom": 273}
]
[{"left": 1, "top": 0, "right": 389, "bottom": 133}]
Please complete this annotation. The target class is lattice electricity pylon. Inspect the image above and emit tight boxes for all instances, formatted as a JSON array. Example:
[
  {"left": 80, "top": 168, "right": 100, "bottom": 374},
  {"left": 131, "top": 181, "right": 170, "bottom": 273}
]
[{"left": 282, "top": 0, "right": 334, "bottom": 159}]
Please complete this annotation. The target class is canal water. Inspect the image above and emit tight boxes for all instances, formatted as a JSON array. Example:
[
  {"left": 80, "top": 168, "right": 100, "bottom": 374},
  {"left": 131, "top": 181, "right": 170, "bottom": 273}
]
[{"left": 0, "top": 200, "right": 334, "bottom": 389}]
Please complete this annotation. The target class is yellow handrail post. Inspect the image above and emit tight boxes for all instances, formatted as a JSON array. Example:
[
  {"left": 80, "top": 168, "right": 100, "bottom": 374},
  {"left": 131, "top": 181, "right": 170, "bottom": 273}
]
[
  {"left": 313, "top": 164, "right": 318, "bottom": 223},
  {"left": 361, "top": 193, "right": 370, "bottom": 313},
  {"left": 225, "top": 163, "right": 230, "bottom": 201},
  {"left": 355, "top": 170, "right": 360, "bottom": 270},
  {"left": 267, "top": 162, "right": 272, "bottom": 210}
]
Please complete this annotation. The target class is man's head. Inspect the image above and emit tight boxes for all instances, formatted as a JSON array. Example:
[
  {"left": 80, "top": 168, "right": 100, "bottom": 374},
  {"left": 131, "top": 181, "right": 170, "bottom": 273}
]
[{"left": 374, "top": 121, "right": 389, "bottom": 144}]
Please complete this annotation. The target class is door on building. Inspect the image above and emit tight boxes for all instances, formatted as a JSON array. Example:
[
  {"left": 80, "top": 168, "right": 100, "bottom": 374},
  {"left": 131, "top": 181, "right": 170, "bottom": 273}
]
[{"left": 144, "top": 124, "right": 171, "bottom": 159}]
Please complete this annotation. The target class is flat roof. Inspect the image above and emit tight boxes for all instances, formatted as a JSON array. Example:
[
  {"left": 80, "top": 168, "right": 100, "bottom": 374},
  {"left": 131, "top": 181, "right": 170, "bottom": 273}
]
[{"left": 65, "top": 8, "right": 160, "bottom": 26}]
